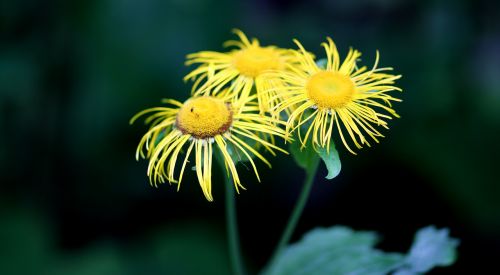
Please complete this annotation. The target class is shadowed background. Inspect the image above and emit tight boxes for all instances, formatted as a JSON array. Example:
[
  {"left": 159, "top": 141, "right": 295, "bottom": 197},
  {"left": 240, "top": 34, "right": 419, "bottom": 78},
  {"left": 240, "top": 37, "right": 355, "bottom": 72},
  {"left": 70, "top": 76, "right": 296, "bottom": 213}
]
[{"left": 1, "top": 0, "right": 499, "bottom": 274}]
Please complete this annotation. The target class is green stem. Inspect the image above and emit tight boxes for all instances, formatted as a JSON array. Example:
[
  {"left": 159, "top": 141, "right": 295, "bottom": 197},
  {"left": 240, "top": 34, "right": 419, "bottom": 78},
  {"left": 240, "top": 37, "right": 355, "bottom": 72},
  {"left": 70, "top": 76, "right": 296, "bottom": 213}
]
[
  {"left": 268, "top": 157, "right": 320, "bottom": 267},
  {"left": 223, "top": 166, "right": 245, "bottom": 275}
]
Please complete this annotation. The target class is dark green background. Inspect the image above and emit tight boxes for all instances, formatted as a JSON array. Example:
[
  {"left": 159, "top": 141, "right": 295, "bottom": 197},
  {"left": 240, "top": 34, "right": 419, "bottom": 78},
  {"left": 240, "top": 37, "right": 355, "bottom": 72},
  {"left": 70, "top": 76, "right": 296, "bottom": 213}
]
[{"left": 1, "top": 0, "right": 499, "bottom": 274}]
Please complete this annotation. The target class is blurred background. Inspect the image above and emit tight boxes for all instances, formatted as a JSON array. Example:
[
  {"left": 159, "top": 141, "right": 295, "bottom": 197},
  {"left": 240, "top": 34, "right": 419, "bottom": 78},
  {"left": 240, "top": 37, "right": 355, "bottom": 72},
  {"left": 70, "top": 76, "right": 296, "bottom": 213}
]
[{"left": 1, "top": 0, "right": 499, "bottom": 274}]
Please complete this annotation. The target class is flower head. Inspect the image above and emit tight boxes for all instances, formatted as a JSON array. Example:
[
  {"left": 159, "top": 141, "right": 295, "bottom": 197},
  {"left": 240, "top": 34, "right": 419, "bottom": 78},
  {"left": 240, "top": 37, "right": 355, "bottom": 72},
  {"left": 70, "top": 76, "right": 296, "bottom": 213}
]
[
  {"left": 272, "top": 38, "right": 402, "bottom": 154},
  {"left": 184, "top": 29, "right": 301, "bottom": 114},
  {"left": 131, "top": 92, "right": 287, "bottom": 201}
]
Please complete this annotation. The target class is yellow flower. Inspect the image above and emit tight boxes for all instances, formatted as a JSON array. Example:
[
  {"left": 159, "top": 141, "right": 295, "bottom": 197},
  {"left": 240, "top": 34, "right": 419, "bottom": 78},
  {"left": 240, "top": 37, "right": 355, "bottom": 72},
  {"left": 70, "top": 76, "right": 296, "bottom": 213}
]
[
  {"left": 184, "top": 29, "right": 301, "bottom": 114},
  {"left": 272, "top": 38, "right": 402, "bottom": 154},
  {"left": 130, "top": 92, "right": 287, "bottom": 201}
]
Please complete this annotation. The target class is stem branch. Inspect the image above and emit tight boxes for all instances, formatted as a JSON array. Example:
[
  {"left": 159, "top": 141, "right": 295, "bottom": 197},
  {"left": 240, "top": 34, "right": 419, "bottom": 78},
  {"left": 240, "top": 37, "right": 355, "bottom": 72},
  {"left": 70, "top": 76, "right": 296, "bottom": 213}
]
[
  {"left": 223, "top": 166, "right": 245, "bottom": 275},
  {"left": 268, "top": 157, "right": 320, "bottom": 267}
]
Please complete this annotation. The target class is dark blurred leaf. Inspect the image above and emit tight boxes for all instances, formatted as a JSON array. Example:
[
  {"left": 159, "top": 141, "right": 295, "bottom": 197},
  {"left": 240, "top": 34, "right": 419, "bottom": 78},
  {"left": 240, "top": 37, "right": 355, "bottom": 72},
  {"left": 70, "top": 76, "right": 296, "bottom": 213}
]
[
  {"left": 147, "top": 222, "right": 231, "bottom": 275},
  {"left": 0, "top": 208, "right": 54, "bottom": 275},
  {"left": 289, "top": 140, "right": 318, "bottom": 170},
  {"left": 50, "top": 246, "right": 125, "bottom": 275}
]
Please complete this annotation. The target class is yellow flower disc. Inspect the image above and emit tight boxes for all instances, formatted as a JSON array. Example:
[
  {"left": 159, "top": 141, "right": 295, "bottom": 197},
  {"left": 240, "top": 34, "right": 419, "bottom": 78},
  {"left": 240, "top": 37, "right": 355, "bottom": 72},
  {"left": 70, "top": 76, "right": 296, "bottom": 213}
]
[
  {"left": 233, "top": 47, "right": 282, "bottom": 78},
  {"left": 176, "top": 97, "right": 232, "bottom": 139},
  {"left": 306, "top": 71, "right": 355, "bottom": 109}
]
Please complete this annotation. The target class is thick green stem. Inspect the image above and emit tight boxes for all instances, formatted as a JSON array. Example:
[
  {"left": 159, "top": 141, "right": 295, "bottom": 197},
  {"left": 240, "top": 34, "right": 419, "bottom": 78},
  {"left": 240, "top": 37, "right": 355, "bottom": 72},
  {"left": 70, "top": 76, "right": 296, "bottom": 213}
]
[
  {"left": 268, "top": 157, "right": 320, "bottom": 267},
  {"left": 223, "top": 166, "right": 245, "bottom": 275}
]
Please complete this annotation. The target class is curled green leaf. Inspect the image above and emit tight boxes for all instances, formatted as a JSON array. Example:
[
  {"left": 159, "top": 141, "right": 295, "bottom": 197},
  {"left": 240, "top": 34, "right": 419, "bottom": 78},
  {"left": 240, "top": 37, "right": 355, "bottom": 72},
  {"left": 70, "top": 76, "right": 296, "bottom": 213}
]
[{"left": 317, "top": 142, "right": 341, "bottom": 179}]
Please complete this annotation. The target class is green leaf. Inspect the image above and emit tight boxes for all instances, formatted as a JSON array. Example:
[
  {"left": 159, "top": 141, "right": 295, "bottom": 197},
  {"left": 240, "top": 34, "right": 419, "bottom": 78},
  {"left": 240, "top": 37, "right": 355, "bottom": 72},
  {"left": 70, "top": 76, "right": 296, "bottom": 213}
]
[
  {"left": 317, "top": 142, "right": 341, "bottom": 179},
  {"left": 289, "top": 141, "right": 318, "bottom": 170},
  {"left": 394, "top": 226, "right": 459, "bottom": 274},
  {"left": 287, "top": 107, "right": 341, "bottom": 178},
  {"left": 264, "top": 226, "right": 405, "bottom": 275},
  {"left": 264, "top": 226, "right": 459, "bottom": 275}
]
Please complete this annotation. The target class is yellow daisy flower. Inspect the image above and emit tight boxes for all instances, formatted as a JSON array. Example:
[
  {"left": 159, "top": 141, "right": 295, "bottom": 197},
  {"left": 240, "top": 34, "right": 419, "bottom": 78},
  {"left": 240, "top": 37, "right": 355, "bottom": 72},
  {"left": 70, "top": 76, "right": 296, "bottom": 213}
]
[
  {"left": 130, "top": 92, "right": 287, "bottom": 201},
  {"left": 272, "top": 38, "right": 402, "bottom": 154},
  {"left": 184, "top": 29, "right": 301, "bottom": 114}
]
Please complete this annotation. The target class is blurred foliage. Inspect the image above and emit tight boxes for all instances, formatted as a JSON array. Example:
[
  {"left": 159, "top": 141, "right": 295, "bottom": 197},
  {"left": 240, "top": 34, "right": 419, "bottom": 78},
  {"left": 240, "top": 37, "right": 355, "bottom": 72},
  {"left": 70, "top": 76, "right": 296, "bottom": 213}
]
[
  {"left": 1, "top": 0, "right": 499, "bottom": 274},
  {"left": 0, "top": 205, "right": 230, "bottom": 275}
]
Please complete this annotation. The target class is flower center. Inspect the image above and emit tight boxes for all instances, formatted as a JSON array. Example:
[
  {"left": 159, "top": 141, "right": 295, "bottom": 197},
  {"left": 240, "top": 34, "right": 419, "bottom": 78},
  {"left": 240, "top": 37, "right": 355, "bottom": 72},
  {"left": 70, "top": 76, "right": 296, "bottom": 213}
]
[
  {"left": 306, "top": 71, "right": 355, "bottom": 109},
  {"left": 233, "top": 47, "right": 281, "bottom": 78},
  {"left": 176, "top": 97, "right": 233, "bottom": 139}
]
